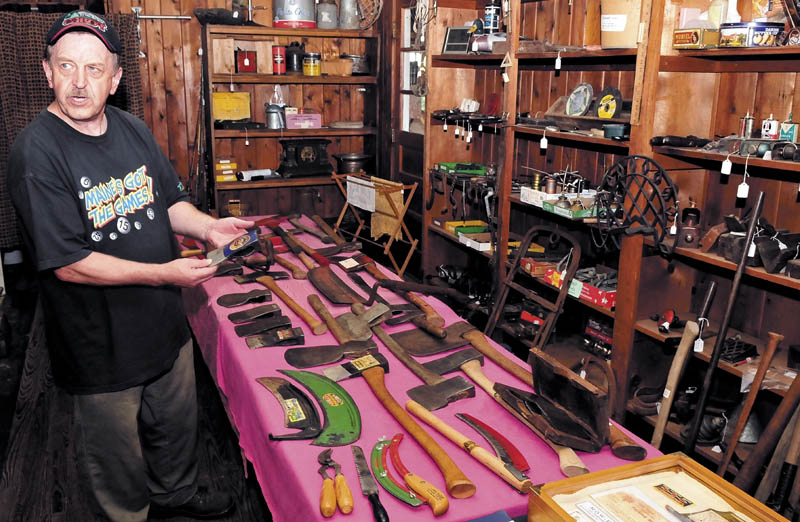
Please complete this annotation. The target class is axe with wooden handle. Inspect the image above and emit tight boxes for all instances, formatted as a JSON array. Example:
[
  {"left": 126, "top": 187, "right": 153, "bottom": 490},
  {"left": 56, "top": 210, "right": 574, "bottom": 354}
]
[{"left": 256, "top": 276, "right": 326, "bottom": 335}]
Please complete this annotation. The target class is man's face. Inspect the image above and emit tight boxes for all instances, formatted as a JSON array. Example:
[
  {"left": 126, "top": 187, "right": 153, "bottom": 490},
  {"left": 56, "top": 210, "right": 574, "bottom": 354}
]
[{"left": 43, "top": 32, "right": 122, "bottom": 134}]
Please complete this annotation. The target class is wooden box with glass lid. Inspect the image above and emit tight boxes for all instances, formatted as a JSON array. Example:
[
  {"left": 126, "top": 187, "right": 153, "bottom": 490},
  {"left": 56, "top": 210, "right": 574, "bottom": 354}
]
[{"left": 201, "top": 24, "right": 380, "bottom": 217}]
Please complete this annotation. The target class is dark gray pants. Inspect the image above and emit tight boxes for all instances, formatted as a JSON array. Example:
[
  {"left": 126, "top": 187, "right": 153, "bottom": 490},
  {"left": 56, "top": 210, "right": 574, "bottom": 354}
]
[{"left": 74, "top": 339, "right": 199, "bottom": 522}]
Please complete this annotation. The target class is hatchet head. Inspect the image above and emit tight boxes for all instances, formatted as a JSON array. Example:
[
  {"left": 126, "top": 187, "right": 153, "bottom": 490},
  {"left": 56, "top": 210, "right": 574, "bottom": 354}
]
[
  {"left": 422, "top": 348, "right": 484, "bottom": 376},
  {"left": 406, "top": 375, "right": 475, "bottom": 411}
]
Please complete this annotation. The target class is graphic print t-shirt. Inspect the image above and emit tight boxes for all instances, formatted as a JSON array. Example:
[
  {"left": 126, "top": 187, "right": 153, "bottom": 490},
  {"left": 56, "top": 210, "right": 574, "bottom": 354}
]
[{"left": 8, "top": 106, "right": 191, "bottom": 394}]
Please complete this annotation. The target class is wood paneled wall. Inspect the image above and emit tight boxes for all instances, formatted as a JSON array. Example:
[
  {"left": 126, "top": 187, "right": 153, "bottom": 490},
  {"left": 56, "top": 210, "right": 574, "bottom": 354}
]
[{"left": 106, "top": 0, "right": 275, "bottom": 183}]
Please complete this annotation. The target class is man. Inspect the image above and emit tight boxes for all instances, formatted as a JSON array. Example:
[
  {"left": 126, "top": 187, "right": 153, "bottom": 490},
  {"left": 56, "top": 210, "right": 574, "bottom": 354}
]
[{"left": 7, "top": 10, "right": 251, "bottom": 521}]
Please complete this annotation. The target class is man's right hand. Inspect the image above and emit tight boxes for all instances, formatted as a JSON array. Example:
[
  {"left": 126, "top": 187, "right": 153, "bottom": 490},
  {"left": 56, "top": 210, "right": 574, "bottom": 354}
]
[{"left": 162, "top": 258, "right": 218, "bottom": 287}]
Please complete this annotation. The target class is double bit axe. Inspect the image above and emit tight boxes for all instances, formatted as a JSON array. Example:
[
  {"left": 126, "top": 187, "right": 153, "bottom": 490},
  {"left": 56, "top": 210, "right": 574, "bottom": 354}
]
[{"left": 314, "top": 300, "right": 476, "bottom": 499}]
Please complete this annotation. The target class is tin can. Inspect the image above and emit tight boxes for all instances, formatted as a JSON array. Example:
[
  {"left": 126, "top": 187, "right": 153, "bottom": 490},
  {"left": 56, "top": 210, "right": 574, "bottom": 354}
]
[
  {"left": 762, "top": 114, "right": 779, "bottom": 140},
  {"left": 273, "top": 0, "right": 316, "bottom": 29},
  {"left": 739, "top": 112, "right": 755, "bottom": 139},
  {"left": 303, "top": 53, "right": 321, "bottom": 76},
  {"left": 273, "top": 46, "right": 286, "bottom": 75}
]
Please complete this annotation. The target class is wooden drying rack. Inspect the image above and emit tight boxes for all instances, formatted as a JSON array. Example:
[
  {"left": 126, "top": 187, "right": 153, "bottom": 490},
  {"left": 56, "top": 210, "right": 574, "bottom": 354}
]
[{"left": 331, "top": 172, "right": 418, "bottom": 276}]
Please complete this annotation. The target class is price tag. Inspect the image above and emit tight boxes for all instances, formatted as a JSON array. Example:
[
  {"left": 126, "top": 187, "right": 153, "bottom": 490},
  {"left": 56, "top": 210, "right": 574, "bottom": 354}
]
[
  {"left": 662, "top": 389, "right": 671, "bottom": 399},
  {"left": 669, "top": 224, "right": 677, "bottom": 235},
  {"left": 694, "top": 338, "right": 704, "bottom": 352},
  {"left": 443, "top": 122, "right": 448, "bottom": 132},
  {"left": 568, "top": 279, "right": 583, "bottom": 298},
  {"left": 721, "top": 158, "right": 732, "bottom": 175},
  {"left": 579, "top": 370, "right": 586, "bottom": 379},
  {"left": 478, "top": 123, "right": 483, "bottom": 132},
  {"left": 455, "top": 126, "right": 460, "bottom": 136},
  {"left": 502, "top": 72, "right": 510, "bottom": 83},
  {"left": 244, "top": 57, "right": 250, "bottom": 66},
  {"left": 555, "top": 56, "right": 562, "bottom": 70},
  {"left": 748, "top": 241, "right": 756, "bottom": 257},
  {"left": 737, "top": 182, "right": 749, "bottom": 198},
  {"left": 540, "top": 136, "right": 548, "bottom": 149}
]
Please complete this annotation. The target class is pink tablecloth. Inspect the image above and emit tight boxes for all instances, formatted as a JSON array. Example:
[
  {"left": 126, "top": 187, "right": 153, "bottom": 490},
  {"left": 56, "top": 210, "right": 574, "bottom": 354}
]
[{"left": 182, "top": 220, "right": 661, "bottom": 522}]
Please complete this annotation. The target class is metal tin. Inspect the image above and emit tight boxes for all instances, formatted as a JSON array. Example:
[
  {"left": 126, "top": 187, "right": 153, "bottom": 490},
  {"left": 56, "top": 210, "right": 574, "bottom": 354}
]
[
  {"left": 340, "top": 53, "right": 368, "bottom": 74},
  {"left": 762, "top": 114, "right": 779, "bottom": 140},
  {"left": 339, "top": 0, "right": 359, "bottom": 29},
  {"left": 672, "top": 28, "right": 720, "bottom": 49},
  {"left": 719, "top": 22, "right": 783, "bottom": 47},
  {"left": 316, "top": 0, "right": 338, "bottom": 29},
  {"left": 286, "top": 41, "right": 305, "bottom": 73},
  {"left": 484, "top": 0, "right": 501, "bottom": 34},
  {"left": 739, "top": 112, "right": 755, "bottom": 139},
  {"left": 273, "top": 0, "right": 316, "bottom": 28},
  {"left": 272, "top": 46, "right": 286, "bottom": 75},
  {"left": 303, "top": 53, "right": 321, "bottom": 76}
]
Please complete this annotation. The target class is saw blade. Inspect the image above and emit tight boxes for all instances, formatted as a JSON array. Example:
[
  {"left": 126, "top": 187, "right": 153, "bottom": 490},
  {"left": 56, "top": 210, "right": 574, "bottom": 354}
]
[
  {"left": 565, "top": 82, "right": 594, "bottom": 116},
  {"left": 596, "top": 85, "right": 622, "bottom": 119}
]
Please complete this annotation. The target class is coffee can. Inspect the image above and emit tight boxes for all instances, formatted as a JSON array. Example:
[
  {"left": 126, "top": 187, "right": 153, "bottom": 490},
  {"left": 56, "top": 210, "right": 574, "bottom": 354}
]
[{"left": 273, "top": 46, "right": 286, "bottom": 75}]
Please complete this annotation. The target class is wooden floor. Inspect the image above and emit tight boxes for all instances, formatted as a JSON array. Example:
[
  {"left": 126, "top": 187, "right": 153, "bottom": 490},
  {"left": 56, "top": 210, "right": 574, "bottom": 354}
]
[{"left": 0, "top": 301, "right": 272, "bottom": 522}]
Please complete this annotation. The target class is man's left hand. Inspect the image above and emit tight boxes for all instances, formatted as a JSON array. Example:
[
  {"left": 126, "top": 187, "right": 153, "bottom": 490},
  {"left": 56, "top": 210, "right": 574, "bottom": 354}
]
[{"left": 206, "top": 217, "right": 254, "bottom": 249}]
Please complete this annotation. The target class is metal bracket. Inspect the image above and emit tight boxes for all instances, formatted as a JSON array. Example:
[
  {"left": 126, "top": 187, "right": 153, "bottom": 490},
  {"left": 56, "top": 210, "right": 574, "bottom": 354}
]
[{"left": 131, "top": 7, "right": 191, "bottom": 59}]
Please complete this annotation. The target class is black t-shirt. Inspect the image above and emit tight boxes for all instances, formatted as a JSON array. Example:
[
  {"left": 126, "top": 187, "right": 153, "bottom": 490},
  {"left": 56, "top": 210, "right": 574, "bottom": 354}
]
[{"left": 8, "top": 106, "right": 191, "bottom": 394}]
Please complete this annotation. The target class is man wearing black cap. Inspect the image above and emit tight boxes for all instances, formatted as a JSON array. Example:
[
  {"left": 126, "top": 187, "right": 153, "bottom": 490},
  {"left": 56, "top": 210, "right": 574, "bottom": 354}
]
[{"left": 8, "top": 10, "right": 246, "bottom": 521}]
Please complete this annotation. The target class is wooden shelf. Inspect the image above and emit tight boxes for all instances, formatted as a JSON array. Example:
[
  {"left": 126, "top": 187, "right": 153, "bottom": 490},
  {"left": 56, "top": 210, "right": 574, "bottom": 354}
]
[
  {"left": 634, "top": 319, "right": 794, "bottom": 397},
  {"left": 215, "top": 176, "right": 335, "bottom": 191},
  {"left": 516, "top": 48, "right": 637, "bottom": 71},
  {"left": 214, "top": 127, "right": 377, "bottom": 138},
  {"left": 211, "top": 73, "right": 377, "bottom": 84},
  {"left": 630, "top": 407, "right": 754, "bottom": 475},
  {"left": 206, "top": 25, "right": 377, "bottom": 39},
  {"left": 661, "top": 48, "right": 800, "bottom": 73},
  {"left": 652, "top": 145, "right": 800, "bottom": 178},
  {"left": 428, "top": 223, "right": 493, "bottom": 260},
  {"left": 512, "top": 125, "right": 630, "bottom": 149},
  {"left": 430, "top": 54, "right": 506, "bottom": 68},
  {"left": 647, "top": 237, "right": 800, "bottom": 293},
  {"left": 533, "top": 276, "right": 616, "bottom": 319}
]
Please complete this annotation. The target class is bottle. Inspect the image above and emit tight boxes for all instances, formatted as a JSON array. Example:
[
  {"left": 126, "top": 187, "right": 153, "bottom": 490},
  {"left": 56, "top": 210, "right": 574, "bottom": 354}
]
[{"left": 708, "top": 0, "right": 727, "bottom": 29}]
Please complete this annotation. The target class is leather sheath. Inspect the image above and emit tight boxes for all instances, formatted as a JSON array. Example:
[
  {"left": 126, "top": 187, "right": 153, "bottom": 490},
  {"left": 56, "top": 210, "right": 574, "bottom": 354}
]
[
  {"left": 246, "top": 327, "right": 305, "bottom": 348},
  {"left": 217, "top": 289, "right": 272, "bottom": 308},
  {"left": 234, "top": 315, "right": 291, "bottom": 337},
  {"left": 227, "top": 303, "right": 281, "bottom": 324},
  {"left": 214, "top": 262, "right": 243, "bottom": 277}
]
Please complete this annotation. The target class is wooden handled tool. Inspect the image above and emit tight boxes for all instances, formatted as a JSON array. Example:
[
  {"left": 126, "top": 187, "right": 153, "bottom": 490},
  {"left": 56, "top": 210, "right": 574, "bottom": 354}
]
[
  {"left": 406, "top": 400, "right": 532, "bottom": 493},
  {"left": 609, "top": 424, "right": 646, "bottom": 461},
  {"left": 256, "top": 276, "right": 326, "bottom": 335},
  {"left": 461, "top": 328, "right": 533, "bottom": 389},
  {"left": 361, "top": 366, "right": 476, "bottom": 499},
  {"left": 312, "top": 214, "right": 346, "bottom": 245},
  {"left": 651, "top": 321, "right": 700, "bottom": 449},
  {"left": 362, "top": 261, "right": 445, "bottom": 327},
  {"left": 734, "top": 373, "right": 800, "bottom": 493},
  {"left": 388, "top": 433, "right": 449, "bottom": 515},
  {"left": 180, "top": 248, "right": 204, "bottom": 258},
  {"left": 274, "top": 255, "right": 307, "bottom": 279},
  {"left": 308, "top": 294, "right": 352, "bottom": 344},
  {"left": 769, "top": 409, "right": 800, "bottom": 514},
  {"left": 717, "top": 331, "right": 783, "bottom": 476}
]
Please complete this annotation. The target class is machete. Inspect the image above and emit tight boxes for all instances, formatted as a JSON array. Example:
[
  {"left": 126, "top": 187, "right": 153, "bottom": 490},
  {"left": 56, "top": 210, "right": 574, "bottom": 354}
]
[
  {"left": 456, "top": 412, "right": 530, "bottom": 477},
  {"left": 279, "top": 369, "right": 361, "bottom": 447},
  {"left": 255, "top": 376, "right": 322, "bottom": 441}
]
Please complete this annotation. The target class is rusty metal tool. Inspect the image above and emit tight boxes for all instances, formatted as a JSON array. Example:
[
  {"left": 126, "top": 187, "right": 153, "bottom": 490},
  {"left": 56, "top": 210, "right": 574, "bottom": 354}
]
[
  {"left": 718, "top": 331, "right": 783, "bottom": 476},
  {"left": 284, "top": 340, "right": 379, "bottom": 368},
  {"left": 312, "top": 214, "right": 347, "bottom": 245},
  {"left": 352, "top": 303, "right": 474, "bottom": 411},
  {"left": 318, "top": 449, "right": 354, "bottom": 517},
  {"left": 406, "top": 400, "right": 532, "bottom": 494},
  {"left": 255, "top": 377, "right": 321, "bottom": 441},
  {"left": 351, "top": 445, "right": 390, "bottom": 522}
]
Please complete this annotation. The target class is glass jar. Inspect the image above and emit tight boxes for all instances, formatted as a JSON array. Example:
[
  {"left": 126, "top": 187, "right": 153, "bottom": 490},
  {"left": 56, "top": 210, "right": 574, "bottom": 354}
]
[
  {"left": 316, "top": 0, "right": 338, "bottom": 30},
  {"left": 303, "top": 53, "right": 321, "bottom": 76}
]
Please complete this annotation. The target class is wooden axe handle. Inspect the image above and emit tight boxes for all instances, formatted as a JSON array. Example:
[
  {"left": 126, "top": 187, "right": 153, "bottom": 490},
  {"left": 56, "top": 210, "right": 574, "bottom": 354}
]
[
  {"left": 717, "top": 331, "right": 783, "bottom": 476},
  {"left": 734, "top": 373, "right": 800, "bottom": 493},
  {"left": 362, "top": 262, "right": 445, "bottom": 327},
  {"left": 180, "top": 248, "right": 205, "bottom": 258},
  {"left": 406, "top": 400, "right": 532, "bottom": 493},
  {"left": 308, "top": 294, "right": 351, "bottom": 344},
  {"left": 297, "top": 251, "right": 316, "bottom": 270},
  {"left": 461, "top": 329, "right": 533, "bottom": 389},
  {"left": 256, "top": 276, "right": 326, "bottom": 335},
  {"left": 770, "top": 410, "right": 800, "bottom": 513},
  {"left": 651, "top": 321, "right": 700, "bottom": 449},
  {"left": 274, "top": 255, "right": 307, "bottom": 279},
  {"left": 312, "top": 214, "right": 346, "bottom": 246},
  {"left": 361, "top": 366, "right": 476, "bottom": 499},
  {"left": 609, "top": 424, "right": 646, "bottom": 461}
]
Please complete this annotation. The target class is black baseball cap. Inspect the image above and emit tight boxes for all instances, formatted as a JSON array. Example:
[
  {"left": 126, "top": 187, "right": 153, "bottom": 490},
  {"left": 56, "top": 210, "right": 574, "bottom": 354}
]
[{"left": 45, "top": 10, "right": 121, "bottom": 54}]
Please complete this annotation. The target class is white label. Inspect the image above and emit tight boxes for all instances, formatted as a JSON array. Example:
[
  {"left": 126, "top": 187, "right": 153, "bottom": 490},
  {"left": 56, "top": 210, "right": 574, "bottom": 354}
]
[
  {"left": 669, "top": 224, "right": 677, "bottom": 235},
  {"left": 580, "top": 370, "right": 587, "bottom": 379},
  {"left": 443, "top": 122, "right": 447, "bottom": 131},
  {"left": 540, "top": 136, "right": 548, "bottom": 149},
  {"left": 502, "top": 71, "right": 510, "bottom": 83},
  {"left": 694, "top": 338, "right": 704, "bottom": 352},
  {"left": 737, "top": 182, "right": 749, "bottom": 198},
  {"left": 601, "top": 14, "right": 628, "bottom": 32},
  {"left": 555, "top": 56, "right": 562, "bottom": 70},
  {"left": 748, "top": 241, "right": 756, "bottom": 257},
  {"left": 338, "top": 258, "right": 359, "bottom": 269},
  {"left": 568, "top": 279, "right": 583, "bottom": 298},
  {"left": 478, "top": 123, "right": 483, "bottom": 131},
  {"left": 778, "top": 239, "right": 788, "bottom": 250},
  {"left": 346, "top": 176, "right": 376, "bottom": 212},
  {"left": 662, "top": 389, "right": 671, "bottom": 399},
  {"left": 721, "top": 158, "right": 732, "bottom": 174},
  {"left": 712, "top": 445, "right": 722, "bottom": 453},
  {"left": 455, "top": 127, "right": 460, "bottom": 136}
]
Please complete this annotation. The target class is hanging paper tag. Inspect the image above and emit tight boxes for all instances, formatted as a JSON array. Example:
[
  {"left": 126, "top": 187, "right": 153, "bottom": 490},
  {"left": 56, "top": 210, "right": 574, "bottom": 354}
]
[
  {"left": 748, "top": 241, "right": 756, "bottom": 257},
  {"left": 662, "top": 389, "right": 671, "bottom": 399},
  {"left": 555, "top": 56, "right": 562, "bottom": 70},
  {"left": 737, "top": 182, "right": 749, "bottom": 198},
  {"left": 455, "top": 127, "right": 460, "bottom": 136},
  {"left": 778, "top": 239, "right": 788, "bottom": 250},
  {"left": 540, "top": 136, "right": 548, "bottom": 149},
  {"left": 694, "top": 338, "right": 704, "bottom": 352},
  {"left": 669, "top": 224, "right": 677, "bottom": 235},
  {"left": 721, "top": 158, "right": 732, "bottom": 175},
  {"left": 579, "top": 370, "right": 586, "bottom": 379},
  {"left": 443, "top": 122, "right": 448, "bottom": 132},
  {"left": 244, "top": 57, "right": 250, "bottom": 66},
  {"left": 502, "top": 72, "right": 510, "bottom": 83},
  {"left": 478, "top": 123, "right": 483, "bottom": 132}
]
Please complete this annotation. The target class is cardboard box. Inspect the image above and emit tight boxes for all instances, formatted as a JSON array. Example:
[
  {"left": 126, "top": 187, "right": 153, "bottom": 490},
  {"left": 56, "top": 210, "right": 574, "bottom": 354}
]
[
  {"left": 543, "top": 268, "right": 616, "bottom": 310},
  {"left": 212, "top": 92, "right": 251, "bottom": 121},
  {"left": 673, "top": 28, "right": 720, "bottom": 49},
  {"left": 445, "top": 220, "right": 488, "bottom": 235},
  {"left": 521, "top": 258, "right": 555, "bottom": 277},
  {"left": 321, "top": 58, "right": 353, "bottom": 76},
  {"left": 286, "top": 113, "right": 322, "bottom": 129},
  {"left": 600, "top": 0, "right": 641, "bottom": 49},
  {"left": 459, "top": 232, "right": 493, "bottom": 252},
  {"left": 542, "top": 197, "right": 597, "bottom": 219}
]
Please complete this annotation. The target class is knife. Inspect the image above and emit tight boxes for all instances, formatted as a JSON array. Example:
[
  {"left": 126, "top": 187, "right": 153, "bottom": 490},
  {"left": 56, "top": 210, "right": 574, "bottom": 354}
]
[{"left": 352, "top": 445, "right": 390, "bottom": 522}]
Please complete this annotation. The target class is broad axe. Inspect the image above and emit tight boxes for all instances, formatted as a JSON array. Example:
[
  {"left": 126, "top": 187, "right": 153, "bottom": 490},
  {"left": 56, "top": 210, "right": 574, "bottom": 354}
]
[{"left": 319, "top": 303, "right": 475, "bottom": 499}]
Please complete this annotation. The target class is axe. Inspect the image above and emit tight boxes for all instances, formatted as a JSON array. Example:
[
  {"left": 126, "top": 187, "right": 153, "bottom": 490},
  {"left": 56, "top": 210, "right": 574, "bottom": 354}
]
[
  {"left": 352, "top": 303, "right": 475, "bottom": 411},
  {"left": 288, "top": 214, "right": 334, "bottom": 243},
  {"left": 419, "top": 347, "right": 588, "bottom": 478},
  {"left": 254, "top": 276, "right": 327, "bottom": 335}
]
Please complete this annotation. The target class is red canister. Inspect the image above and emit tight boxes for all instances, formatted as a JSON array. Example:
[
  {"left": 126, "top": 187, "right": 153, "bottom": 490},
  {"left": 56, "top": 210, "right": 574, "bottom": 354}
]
[{"left": 272, "top": 46, "right": 286, "bottom": 75}]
